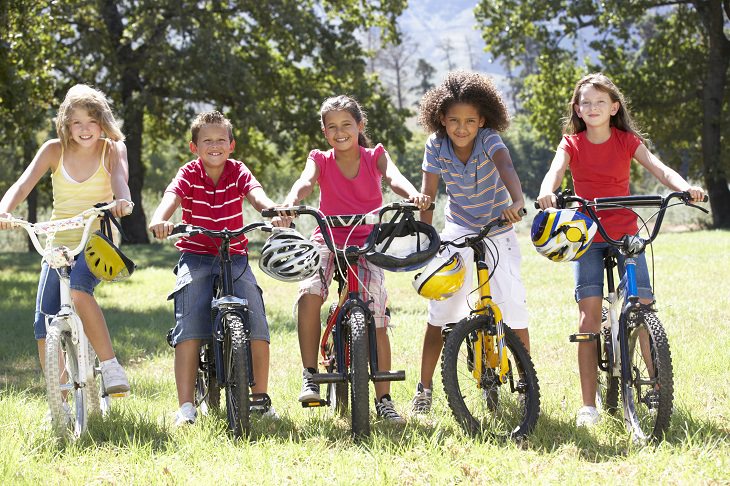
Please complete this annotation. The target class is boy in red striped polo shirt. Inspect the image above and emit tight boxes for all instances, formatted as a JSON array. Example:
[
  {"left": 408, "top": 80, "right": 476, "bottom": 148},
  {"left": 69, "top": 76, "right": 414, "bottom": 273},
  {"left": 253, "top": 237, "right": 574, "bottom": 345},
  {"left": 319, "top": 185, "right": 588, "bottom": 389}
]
[{"left": 149, "top": 111, "right": 281, "bottom": 425}]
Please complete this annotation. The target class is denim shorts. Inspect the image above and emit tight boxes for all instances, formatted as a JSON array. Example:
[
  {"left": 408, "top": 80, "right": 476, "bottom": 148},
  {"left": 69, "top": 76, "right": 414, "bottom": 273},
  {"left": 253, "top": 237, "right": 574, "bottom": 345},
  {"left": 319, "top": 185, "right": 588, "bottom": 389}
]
[
  {"left": 167, "top": 252, "right": 270, "bottom": 346},
  {"left": 34, "top": 255, "right": 100, "bottom": 340},
  {"left": 573, "top": 242, "right": 653, "bottom": 302}
]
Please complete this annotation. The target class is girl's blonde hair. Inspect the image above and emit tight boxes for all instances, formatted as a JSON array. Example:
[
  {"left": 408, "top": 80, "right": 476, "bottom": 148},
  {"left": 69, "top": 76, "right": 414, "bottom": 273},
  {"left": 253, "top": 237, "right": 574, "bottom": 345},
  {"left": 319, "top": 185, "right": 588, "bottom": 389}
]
[
  {"left": 55, "top": 84, "right": 124, "bottom": 148},
  {"left": 320, "top": 95, "right": 371, "bottom": 148},
  {"left": 564, "top": 73, "right": 645, "bottom": 142}
]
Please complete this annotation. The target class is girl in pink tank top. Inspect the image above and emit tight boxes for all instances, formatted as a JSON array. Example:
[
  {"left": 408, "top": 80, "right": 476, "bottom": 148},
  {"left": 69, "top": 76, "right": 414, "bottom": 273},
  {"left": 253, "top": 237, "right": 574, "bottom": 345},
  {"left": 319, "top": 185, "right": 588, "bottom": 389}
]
[{"left": 281, "top": 95, "right": 431, "bottom": 420}]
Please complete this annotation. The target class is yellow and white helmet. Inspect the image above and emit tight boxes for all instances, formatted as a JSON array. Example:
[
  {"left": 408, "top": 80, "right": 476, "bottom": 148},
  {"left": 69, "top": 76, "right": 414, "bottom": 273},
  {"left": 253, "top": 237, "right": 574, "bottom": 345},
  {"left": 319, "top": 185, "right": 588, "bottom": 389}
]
[
  {"left": 531, "top": 208, "right": 597, "bottom": 262},
  {"left": 412, "top": 250, "right": 466, "bottom": 300}
]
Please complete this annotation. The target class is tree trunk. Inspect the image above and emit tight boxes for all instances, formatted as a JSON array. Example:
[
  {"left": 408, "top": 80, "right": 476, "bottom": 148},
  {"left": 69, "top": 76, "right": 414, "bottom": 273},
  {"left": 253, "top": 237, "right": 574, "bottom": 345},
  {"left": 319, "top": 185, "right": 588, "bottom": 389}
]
[
  {"left": 696, "top": 0, "right": 730, "bottom": 228},
  {"left": 120, "top": 97, "right": 149, "bottom": 243}
]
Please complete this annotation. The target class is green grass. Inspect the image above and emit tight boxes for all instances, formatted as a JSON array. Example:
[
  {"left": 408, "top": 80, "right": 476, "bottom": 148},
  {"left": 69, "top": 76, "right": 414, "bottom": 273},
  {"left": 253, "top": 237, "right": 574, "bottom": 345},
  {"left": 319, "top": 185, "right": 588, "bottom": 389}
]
[{"left": 1, "top": 231, "right": 729, "bottom": 484}]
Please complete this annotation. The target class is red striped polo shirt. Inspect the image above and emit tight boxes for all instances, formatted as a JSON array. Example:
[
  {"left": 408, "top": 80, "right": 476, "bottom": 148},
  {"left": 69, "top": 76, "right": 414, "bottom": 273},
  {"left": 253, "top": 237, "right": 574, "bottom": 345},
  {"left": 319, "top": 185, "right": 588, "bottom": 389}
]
[{"left": 165, "top": 158, "right": 262, "bottom": 255}]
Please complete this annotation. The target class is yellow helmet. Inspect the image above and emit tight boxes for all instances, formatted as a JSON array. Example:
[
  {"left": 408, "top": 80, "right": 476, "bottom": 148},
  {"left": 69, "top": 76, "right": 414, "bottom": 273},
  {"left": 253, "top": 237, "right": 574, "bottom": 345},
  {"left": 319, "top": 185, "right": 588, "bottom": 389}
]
[
  {"left": 412, "top": 251, "right": 466, "bottom": 300},
  {"left": 84, "top": 231, "right": 135, "bottom": 282}
]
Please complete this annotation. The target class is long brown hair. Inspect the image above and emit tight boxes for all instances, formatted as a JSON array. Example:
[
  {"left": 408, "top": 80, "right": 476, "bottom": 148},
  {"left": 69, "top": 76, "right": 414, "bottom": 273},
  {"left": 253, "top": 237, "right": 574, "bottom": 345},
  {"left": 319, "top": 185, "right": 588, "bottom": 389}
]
[
  {"left": 563, "top": 73, "right": 645, "bottom": 142},
  {"left": 320, "top": 95, "right": 371, "bottom": 148}
]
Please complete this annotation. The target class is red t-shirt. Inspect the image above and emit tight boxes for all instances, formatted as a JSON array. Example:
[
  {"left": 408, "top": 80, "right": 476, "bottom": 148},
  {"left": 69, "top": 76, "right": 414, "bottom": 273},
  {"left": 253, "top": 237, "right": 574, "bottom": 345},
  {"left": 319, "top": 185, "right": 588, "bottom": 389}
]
[
  {"left": 559, "top": 127, "right": 642, "bottom": 242},
  {"left": 165, "top": 158, "right": 262, "bottom": 255},
  {"left": 311, "top": 144, "right": 385, "bottom": 246}
]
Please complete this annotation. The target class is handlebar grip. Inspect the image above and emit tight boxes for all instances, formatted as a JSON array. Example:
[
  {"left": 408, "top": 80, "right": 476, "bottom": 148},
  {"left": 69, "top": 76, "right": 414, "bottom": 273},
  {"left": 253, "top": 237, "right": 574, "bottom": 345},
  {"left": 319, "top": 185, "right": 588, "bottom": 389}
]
[{"left": 519, "top": 208, "right": 527, "bottom": 216}]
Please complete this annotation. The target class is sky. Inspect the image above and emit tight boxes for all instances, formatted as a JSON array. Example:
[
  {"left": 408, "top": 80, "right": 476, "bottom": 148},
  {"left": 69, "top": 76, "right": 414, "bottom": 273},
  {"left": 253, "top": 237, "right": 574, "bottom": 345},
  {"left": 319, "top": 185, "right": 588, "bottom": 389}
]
[{"left": 398, "top": 0, "right": 507, "bottom": 83}]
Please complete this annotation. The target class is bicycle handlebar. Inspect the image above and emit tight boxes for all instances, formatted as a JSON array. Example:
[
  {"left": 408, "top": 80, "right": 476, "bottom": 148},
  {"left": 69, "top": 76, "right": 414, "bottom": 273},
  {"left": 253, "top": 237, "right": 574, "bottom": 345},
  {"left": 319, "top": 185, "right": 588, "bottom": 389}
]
[
  {"left": 0, "top": 201, "right": 119, "bottom": 262},
  {"left": 534, "top": 190, "right": 709, "bottom": 250},
  {"left": 443, "top": 208, "right": 527, "bottom": 249},
  {"left": 166, "top": 221, "right": 272, "bottom": 241},
  {"left": 261, "top": 201, "right": 433, "bottom": 257}
]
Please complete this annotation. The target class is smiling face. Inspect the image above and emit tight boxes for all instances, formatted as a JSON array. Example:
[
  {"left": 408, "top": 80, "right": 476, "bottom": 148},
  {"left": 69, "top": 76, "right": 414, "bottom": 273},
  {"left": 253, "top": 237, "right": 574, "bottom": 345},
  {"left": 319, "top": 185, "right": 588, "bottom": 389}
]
[
  {"left": 322, "top": 109, "right": 363, "bottom": 152},
  {"left": 189, "top": 123, "right": 235, "bottom": 172},
  {"left": 574, "top": 85, "right": 619, "bottom": 130},
  {"left": 440, "top": 102, "right": 485, "bottom": 161},
  {"left": 68, "top": 108, "right": 102, "bottom": 148}
]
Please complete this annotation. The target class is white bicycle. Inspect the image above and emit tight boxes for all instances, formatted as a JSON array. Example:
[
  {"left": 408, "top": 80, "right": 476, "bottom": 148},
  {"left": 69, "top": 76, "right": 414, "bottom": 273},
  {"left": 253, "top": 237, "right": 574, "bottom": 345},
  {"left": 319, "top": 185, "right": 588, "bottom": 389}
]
[{"left": 0, "top": 202, "right": 129, "bottom": 438}]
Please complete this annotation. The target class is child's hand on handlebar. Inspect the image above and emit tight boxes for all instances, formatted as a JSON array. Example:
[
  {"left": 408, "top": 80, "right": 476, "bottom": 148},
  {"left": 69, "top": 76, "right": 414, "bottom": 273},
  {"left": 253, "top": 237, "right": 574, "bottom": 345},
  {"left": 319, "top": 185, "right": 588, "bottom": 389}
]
[
  {"left": 112, "top": 199, "right": 134, "bottom": 218},
  {"left": 268, "top": 204, "right": 294, "bottom": 227},
  {"left": 149, "top": 220, "right": 174, "bottom": 239},
  {"left": 686, "top": 186, "right": 706, "bottom": 203},
  {"left": 536, "top": 193, "right": 558, "bottom": 210},
  {"left": 409, "top": 193, "right": 432, "bottom": 211},
  {"left": 0, "top": 212, "right": 14, "bottom": 230},
  {"left": 501, "top": 201, "right": 526, "bottom": 224}
]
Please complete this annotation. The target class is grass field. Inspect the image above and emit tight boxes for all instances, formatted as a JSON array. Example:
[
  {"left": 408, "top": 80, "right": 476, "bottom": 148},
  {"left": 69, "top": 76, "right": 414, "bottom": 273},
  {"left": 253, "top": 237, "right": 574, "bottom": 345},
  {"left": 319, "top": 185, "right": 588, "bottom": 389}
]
[{"left": 0, "top": 229, "right": 728, "bottom": 484}]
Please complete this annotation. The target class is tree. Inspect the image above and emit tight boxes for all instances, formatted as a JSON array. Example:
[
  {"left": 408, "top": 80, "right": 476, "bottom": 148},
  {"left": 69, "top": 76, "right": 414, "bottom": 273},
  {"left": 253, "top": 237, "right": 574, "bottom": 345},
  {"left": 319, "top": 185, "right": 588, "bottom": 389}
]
[
  {"left": 375, "top": 34, "right": 417, "bottom": 111},
  {"left": 0, "top": 2, "right": 59, "bottom": 248},
  {"left": 411, "top": 58, "right": 437, "bottom": 102},
  {"left": 476, "top": 0, "right": 730, "bottom": 227},
  {"left": 48, "top": 0, "right": 408, "bottom": 243}
]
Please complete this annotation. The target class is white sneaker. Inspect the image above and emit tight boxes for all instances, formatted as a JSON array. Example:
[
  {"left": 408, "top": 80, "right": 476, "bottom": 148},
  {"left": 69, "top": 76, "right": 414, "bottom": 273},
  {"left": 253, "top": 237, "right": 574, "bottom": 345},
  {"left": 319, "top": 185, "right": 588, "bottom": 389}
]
[
  {"left": 101, "top": 361, "right": 130, "bottom": 395},
  {"left": 576, "top": 406, "right": 601, "bottom": 427},
  {"left": 299, "top": 368, "right": 321, "bottom": 402},
  {"left": 411, "top": 383, "right": 432, "bottom": 414},
  {"left": 175, "top": 402, "right": 197, "bottom": 426},
  {"left": 375, "top": 395, "right": 406, "bottom": 424}
]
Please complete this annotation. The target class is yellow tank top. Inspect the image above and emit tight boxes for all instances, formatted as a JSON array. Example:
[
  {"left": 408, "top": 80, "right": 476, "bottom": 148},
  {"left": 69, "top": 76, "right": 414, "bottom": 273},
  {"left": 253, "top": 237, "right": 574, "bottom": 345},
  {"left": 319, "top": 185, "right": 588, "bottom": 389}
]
[{"left": 50, "top": 139, "right": 114, "bottom": 247}]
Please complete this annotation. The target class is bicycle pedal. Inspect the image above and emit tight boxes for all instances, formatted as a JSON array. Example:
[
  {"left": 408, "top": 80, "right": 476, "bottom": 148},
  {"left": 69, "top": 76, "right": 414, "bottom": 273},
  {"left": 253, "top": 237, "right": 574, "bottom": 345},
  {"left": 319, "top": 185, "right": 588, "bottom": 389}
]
[
  {"left": 301, "top": 399, "right": 327, "bottom": 408},
  {"left": 106, "top": 391, "right": 129, "bottom": 398},
  {"left": 371, "top": 370, "right": 405, "bottom": 382},
  {"left": 249, "top": 392, "right": 272, "bottom": 409},
  {"left": 569, "top": 332, "right": 600, "bottom": 342}
]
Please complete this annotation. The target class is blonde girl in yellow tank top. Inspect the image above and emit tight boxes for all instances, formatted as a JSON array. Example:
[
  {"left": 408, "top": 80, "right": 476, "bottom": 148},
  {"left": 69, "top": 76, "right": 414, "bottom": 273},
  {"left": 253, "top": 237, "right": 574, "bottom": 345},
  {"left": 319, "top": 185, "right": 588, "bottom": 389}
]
[{"left": 0, "top": 84, "right": 134, "bottom": 397}]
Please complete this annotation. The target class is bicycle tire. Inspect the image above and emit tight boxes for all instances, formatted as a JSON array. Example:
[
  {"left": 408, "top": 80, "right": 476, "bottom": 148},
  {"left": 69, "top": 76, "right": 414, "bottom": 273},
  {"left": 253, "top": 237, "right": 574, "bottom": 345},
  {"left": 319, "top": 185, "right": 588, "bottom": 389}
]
[
  {"left": 597, "top": 315, "right": 619, "bottom": 415},
  {"left": 195, "top": 344, "right": 220, "bottom": 415},
  {"left": 224, "top": 314, "right": 250, "bottom": 438},
  {"left": 348, "top": 307, "right": 370, "bottom": 438},
  {"left": 441, "top": 315, "right": 540, "bottom": 440},
  {"left": 45, "top": 319, "right": 90, "bottom": 438},
  {"left": 621, "top": 309, "right": 673, "bottom": 441},
  {"left": 85, "top": 342, "right": 110, "bottom": 416},
  {"left": 326, "top": 351, "right": 348, "bottom": 417}
]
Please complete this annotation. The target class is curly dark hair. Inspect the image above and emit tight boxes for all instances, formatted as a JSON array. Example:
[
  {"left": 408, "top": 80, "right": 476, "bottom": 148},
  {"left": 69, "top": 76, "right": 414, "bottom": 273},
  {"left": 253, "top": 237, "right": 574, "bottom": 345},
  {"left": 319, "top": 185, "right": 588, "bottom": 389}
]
[{"left": 418, "top": 70, "right": 510, "bottom": 137}]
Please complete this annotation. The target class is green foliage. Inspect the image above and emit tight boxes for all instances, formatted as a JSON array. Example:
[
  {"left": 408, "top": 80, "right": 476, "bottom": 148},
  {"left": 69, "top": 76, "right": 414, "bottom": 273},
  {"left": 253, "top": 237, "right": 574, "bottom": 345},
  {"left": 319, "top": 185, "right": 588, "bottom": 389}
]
[{"left": 475, "top": 0, "right": 729, "bottom": 222}]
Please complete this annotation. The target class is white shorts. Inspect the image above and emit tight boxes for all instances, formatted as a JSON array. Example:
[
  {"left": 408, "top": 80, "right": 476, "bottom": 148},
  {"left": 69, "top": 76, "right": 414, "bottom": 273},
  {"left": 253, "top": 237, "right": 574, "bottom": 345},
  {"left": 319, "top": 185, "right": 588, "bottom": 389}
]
[{"left": 428, "top": 223, "right": 528, "bottom": 329}]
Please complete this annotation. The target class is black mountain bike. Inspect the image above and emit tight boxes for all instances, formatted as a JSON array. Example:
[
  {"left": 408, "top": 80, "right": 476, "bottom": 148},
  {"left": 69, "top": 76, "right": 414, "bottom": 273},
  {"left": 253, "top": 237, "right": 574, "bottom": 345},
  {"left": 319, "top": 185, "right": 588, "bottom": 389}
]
[{"left": 168, "top": 221, "right": 272, "bottom": 438}]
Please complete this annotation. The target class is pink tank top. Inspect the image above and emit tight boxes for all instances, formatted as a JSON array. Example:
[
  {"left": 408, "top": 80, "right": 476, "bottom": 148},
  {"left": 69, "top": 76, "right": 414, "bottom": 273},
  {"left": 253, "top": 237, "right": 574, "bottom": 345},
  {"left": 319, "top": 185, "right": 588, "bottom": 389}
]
[{"left": 311, "top": 144, "right": 385, "bottom": 246}]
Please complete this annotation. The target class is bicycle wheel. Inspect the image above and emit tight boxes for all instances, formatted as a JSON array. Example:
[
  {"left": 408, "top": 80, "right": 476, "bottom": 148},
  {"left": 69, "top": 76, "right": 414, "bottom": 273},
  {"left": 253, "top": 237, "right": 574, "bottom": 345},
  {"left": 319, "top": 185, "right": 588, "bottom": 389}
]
[
  {"left": 347, "top": 307, "right": 370, "bottom": 438},
  {"left": 325, "top": 345, "right": 348, "bottom": 417},
  {"left": 441, "top": 315, "right": 540, "bottom": 440},
  {"left": 621, "top": 309, "right": 673, "bottom": 441},
  {"left": 45, "top": 318, "right": 90, "bottom": 438},
  {"left": 86, "top": 341, "right": 110, "bottom": 416},
  {"left": 223, "top": 314, "right": 250, "bottom": 438},
  {"left": 597, "top": 312, "right": 619, "bottom": 415},
  {"left": 195, "top": 344, "right": 220, "bottom": 415}
]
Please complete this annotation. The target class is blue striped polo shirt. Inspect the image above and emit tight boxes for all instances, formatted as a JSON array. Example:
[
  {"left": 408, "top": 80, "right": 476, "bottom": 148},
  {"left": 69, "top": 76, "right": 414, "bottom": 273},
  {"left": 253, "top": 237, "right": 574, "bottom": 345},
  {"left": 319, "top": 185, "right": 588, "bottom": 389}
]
[{"left": 422, "top": 127, "right": 512, "bottom": 235}]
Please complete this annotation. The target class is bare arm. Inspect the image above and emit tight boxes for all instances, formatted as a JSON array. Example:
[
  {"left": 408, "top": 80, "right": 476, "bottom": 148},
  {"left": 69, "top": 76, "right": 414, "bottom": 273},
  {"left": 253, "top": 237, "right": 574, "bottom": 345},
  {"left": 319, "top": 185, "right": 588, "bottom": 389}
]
[
  {"left": 107, "top": 140, "right": 133, "bottom": 217},
  {"left": 148, "top": 192, "right": 181, "bottom": 239},
  {"left": 282, "top": 158, "right": 319, "bottom": 206},
  {"left": 536, "top": 148, "right": 571, "bottom": 209},
  {"left": 246, "top": 186, "right": 278, "bottom": 212},
  {"left": 419, "top": 171, "right": 440, "bottom": 225},
  {"left": 492, "top": 148, "right": 525, "bottom": 223},
  {"left": 0, "top": 140, "right": 58, "bottom": 229},
  {"left": 376, "top": 152, "right": 431, "bottom": 210},
  {"left": 634, "top": 144, "right": 705, "bottom": 201}
]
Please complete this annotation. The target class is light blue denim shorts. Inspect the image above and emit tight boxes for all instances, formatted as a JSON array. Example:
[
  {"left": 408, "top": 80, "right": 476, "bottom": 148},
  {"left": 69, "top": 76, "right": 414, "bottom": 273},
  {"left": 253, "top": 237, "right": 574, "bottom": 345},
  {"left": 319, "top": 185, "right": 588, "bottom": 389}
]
[
  {"left": 34, "top": 255, "right": 99, "bottom": 339},
  {"left": 167, "top": 252, "right": 270, "bottom": 346},
  {"left": 573, "top": 242, "right": 653, "bottom": 302}
]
